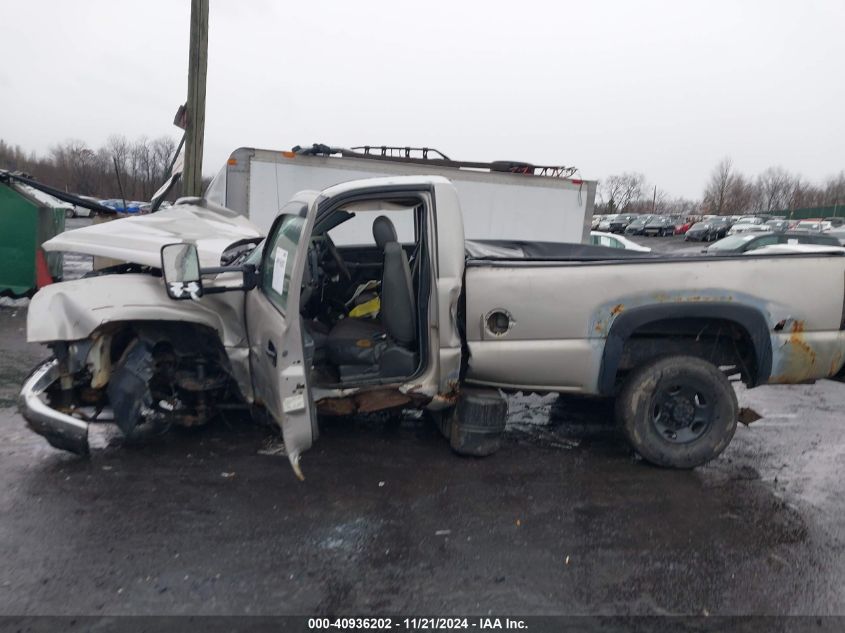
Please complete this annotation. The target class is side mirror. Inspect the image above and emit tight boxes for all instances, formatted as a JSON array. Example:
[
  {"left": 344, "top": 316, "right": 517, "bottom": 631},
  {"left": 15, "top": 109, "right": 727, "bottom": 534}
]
[{"left": 161, "top": 243, "right": 203, "bottom": 300}]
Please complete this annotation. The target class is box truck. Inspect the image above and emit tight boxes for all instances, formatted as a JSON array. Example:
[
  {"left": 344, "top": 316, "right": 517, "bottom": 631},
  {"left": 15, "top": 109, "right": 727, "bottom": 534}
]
[{"left": 204, "top": 144, "right": 595, "bottom": 244}]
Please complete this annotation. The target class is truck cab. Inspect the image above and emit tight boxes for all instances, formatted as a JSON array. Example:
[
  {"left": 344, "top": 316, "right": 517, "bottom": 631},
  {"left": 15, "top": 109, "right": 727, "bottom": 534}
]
[{"left": 218, "top": 176, "right": 465, "bottom": 476}]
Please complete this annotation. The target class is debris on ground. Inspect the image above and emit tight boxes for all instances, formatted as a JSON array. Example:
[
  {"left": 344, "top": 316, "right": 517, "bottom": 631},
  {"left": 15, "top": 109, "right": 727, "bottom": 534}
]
[
  {"left": 738, "top": 407, "right": 763, "bottom": 426},
  {"left": 257, "top": 439, "right": 287, "bottom": 457}
]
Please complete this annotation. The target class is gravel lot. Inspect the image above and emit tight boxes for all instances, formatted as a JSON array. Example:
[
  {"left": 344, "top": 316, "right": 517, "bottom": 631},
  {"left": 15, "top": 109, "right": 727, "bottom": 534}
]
[{"left": 1, "top": 222, "right": 844, "bottom": 617}]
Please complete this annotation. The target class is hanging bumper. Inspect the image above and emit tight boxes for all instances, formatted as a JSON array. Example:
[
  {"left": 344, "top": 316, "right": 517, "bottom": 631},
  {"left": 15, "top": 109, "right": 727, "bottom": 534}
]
[{"left": 19, "top": 359, "right": 89, "bottom": 455}]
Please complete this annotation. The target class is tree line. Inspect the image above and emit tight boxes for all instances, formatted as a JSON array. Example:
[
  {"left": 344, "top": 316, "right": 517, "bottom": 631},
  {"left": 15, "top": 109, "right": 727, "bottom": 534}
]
[
  {"left": 3, "top": 137, "right": 843, "bottom": 217},
  {"left": 0, "top": 135, "right": 179, "bottom": 202},
  {"left": 598, "top": 159, "right": 845, "bottom": 217}
]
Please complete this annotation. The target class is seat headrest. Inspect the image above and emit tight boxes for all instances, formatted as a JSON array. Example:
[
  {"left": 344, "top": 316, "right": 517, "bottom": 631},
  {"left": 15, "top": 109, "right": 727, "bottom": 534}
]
[{"left": 373, "top": 215, "right": 398, "bottom": 250}]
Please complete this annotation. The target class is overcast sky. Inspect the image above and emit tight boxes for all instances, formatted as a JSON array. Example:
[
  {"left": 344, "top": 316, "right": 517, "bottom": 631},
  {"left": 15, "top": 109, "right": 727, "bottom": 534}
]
[{"left": 1, "top": 0, "right": 843, "bottom": 198}]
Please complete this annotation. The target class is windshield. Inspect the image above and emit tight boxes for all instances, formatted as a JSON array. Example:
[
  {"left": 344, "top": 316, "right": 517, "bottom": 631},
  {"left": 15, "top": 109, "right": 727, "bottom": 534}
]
[
  {"left": 204, "top": 163, "right": 228, "bottom": 207},
  {"left": 691, "top": 222, "right": 710, "bottom": 230}
]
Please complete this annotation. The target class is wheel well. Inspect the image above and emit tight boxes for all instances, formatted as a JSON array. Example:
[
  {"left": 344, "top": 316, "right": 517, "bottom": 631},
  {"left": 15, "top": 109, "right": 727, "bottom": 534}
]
[
  {"left": 92, "top": 320, "right": 227, "bottom": 365},
  {"left": 598, "top": 302, "right": 773, "bottom": 396},
  {"left": 616, "top": 317, "right": 758, "bottom": 389}
]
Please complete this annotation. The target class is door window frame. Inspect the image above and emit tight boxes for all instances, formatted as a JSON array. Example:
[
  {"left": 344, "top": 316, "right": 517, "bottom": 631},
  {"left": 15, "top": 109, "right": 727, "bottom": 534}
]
[
  {"left": 258, "top": 203, "right": 308, "bottom": 316},
  {"left": 313, "top": 186, "right": 436, "bottom": 386}
]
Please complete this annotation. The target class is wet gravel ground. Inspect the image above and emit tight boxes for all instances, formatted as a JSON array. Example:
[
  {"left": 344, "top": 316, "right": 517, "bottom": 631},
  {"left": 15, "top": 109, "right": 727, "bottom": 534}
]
[{"left": 0, "top": 223, "right": 844, "bottom": 616}]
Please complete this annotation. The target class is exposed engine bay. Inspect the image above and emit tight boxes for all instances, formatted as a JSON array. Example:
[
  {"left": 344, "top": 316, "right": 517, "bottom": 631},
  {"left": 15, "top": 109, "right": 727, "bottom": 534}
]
[
  {"left": 42, "top": 322, "right": 241, "bottom": 443},
  {"left": 27, "top": 200, "right": 430, "bottom": 447}
]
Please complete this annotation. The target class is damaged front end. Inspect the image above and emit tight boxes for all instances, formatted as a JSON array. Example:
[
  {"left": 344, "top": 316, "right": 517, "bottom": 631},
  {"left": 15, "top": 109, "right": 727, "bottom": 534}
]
[
  {"left": 20, "top": 358, "right": 91, "bottom": 455},
  {"left": 20, "top": 323, "right": 245, "bottom": 455}
]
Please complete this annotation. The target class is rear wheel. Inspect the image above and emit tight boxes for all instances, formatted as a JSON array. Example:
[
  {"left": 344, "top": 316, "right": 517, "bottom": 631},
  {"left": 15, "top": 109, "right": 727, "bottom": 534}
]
[{"left": 615, "top": 355, "right": 738, "bottom": 468}]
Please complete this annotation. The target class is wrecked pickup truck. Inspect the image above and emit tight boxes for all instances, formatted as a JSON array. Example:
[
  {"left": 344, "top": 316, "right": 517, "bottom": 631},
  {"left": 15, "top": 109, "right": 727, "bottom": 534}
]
[{"left": 20, "top": 175, "right": 845, "bottom": 476}]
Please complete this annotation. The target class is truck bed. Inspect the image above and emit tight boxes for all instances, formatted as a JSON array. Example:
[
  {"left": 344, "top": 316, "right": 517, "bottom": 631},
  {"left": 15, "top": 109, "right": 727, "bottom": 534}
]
[{"left": 462, "top": 247, "right": 845, "bottom": 394}]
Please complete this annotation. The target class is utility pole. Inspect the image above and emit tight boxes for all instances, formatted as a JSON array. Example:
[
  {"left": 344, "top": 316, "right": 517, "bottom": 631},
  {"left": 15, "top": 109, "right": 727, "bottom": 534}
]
[{"left": 183, "top": 0, "right": 209, "bottom": 197}]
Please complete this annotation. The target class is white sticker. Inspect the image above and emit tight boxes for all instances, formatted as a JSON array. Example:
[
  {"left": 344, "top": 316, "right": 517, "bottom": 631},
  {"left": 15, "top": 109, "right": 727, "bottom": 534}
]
[
  {"left": 271, "top": 247, "right": 288, "bottom": 295},
  {"left": 787, "top": 239, "right": 798, "bottom": 245},
  {"left": 283, "top": 393, "right": 306, "bottom": 413}
]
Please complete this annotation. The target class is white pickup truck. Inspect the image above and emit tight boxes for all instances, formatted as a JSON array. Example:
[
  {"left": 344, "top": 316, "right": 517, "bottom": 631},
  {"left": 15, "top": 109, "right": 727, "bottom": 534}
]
[{"left": 20, "top": 176, "right": 845, "bottom": 477}]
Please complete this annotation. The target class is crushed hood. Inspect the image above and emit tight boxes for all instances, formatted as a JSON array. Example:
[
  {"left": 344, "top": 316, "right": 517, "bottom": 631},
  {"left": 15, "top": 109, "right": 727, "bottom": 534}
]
[{"left": 43, "top": 200, "right": 263, "bottom": 268}]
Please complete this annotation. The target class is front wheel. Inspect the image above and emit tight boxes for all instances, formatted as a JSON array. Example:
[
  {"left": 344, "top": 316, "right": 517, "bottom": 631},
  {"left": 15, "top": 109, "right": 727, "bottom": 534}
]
[{"left": 615, "top": 355, "right": 738, "bottom": 468}]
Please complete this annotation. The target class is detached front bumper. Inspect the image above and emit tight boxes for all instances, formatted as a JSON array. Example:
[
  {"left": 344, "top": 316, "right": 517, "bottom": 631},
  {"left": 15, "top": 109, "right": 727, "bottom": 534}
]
[{"left": 19, "top": 359, "right": 90, "bottom": 455}]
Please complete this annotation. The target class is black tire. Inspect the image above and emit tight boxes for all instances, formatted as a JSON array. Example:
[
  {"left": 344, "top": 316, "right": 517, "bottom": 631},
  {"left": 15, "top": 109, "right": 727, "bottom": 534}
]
[{"left": 615, "top": 355, "right": 738, "bottom": 468}]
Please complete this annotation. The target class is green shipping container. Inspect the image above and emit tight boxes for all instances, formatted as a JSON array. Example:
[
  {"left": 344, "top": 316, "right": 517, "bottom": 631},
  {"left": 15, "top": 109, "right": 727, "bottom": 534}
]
[{"left": 0, "top": 182, "right": 66, "bottom": 297}]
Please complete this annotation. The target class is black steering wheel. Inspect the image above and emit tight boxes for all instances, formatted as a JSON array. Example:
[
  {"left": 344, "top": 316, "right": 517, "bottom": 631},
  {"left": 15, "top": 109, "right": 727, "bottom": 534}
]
[{"left": 324, "top": 235, "right": 352, "bottom": 282}]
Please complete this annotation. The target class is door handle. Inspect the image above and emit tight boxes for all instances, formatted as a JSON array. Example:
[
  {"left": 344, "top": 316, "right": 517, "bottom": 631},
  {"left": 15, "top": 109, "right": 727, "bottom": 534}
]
[{"left": 266, "top": 340, "right": 277, "bottom": 366}]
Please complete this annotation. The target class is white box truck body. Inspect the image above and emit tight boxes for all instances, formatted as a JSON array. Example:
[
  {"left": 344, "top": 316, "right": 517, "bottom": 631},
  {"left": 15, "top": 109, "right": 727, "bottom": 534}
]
[{"left": 204, "top": 146, "right": 596, "bottom": 245}]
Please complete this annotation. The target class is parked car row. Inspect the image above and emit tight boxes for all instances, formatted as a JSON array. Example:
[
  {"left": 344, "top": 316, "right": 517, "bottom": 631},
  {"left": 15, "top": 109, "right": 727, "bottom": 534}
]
[
  {"left": 683, "top": 217, "right": 732, "bottom": 242},
  {"left": 705, "top": 231, "right": 842, "bottom": 255},
  {"left": 64, "top": 196, "right": 174, "bottom": 218},
  {"left": 594, "top": 212, "right": 845, "bottom": 235},
  {"left": 590, "top": 213, "right": 698, "bottom": 237},
  {"left": 591, "top": 211, "right": 845, "bottom": 251},
  {"left": 592, "top": 213, "right": 737, "bottom": 239},
  {"left": 727, "top": 217, "right": 845, "bottom": 236}
]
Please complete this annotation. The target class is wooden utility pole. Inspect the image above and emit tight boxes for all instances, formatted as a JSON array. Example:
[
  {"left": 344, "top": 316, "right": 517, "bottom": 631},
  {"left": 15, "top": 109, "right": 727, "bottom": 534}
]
[{"left": 183, "top": 0, "right": 209, "bottom": 197}]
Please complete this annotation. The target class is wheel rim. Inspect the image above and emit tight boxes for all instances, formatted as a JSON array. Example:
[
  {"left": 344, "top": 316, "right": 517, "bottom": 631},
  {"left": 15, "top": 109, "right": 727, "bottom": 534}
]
[{"left": 650, "top": 381, "right": 715, "bottom": 444}]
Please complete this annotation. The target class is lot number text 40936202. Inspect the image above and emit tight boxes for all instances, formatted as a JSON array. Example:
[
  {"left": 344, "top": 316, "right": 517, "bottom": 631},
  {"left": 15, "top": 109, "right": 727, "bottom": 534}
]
[{"left": 307, "top": 617, "right": 528, "bottom": 630}]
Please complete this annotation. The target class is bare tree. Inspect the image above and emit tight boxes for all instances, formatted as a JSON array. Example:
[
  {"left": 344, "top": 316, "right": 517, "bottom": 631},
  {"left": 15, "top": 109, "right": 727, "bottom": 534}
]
[
  {"left": 599, "top": 172, "right": 647, "bottom": 212},
  {"left": 2, "top": 134, "right": 181, "bottom": 202},
  {"left": 823, "top": 172, "right": 845, "bottom": 207},
  {"left": 152, "top": 136, "right": 177, "bottom": 182},
  {"left": 725, "top": 173, "right": 756, "bottom": 214},
  {"left": 756, "top": 166, "right": 797, "bottom": 213},
  {"left": 703, "top": 158, "right": 734, "bottom": 215}
]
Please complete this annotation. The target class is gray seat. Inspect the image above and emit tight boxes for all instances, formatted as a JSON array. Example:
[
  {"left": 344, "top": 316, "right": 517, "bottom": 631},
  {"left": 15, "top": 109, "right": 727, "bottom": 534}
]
[{"left": 325, "top": 216, "right": 418, "bottom": 379}]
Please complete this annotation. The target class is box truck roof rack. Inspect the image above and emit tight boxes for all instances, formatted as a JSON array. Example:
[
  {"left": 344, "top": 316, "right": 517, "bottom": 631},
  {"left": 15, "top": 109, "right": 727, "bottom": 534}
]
[{"left": 291, "top": 144, "right": 579, "bottom": 179}]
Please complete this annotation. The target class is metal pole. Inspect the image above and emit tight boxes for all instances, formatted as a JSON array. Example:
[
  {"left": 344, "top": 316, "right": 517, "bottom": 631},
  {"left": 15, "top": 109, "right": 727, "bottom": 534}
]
[{"left": 183, "top": 0, "right": 209, "bottom": 197}]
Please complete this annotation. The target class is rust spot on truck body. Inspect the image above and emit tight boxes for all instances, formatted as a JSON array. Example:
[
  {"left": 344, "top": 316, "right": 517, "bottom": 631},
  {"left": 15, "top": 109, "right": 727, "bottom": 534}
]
[
  {"left": 769, "top": 320, "right": 819, "bottom": 383},
  {"left": 611, "top": 304, "right": 624, "bottom": 316},
  {"left": 787, "top": 322, "right": 814, "bottom": 367}
]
